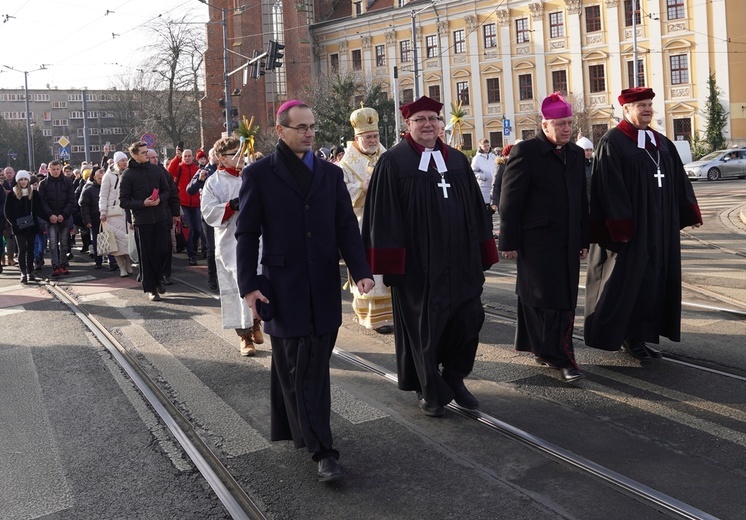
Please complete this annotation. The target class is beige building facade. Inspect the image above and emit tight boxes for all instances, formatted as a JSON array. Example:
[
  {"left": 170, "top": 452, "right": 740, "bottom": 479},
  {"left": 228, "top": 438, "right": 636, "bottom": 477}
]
[{"left": 310, "top": 0, "right": 745, "bottom": 150}]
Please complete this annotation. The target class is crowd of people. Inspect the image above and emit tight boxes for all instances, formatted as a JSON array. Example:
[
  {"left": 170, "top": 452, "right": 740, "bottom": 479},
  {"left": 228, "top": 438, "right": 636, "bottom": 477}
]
[{"left": 2, "top": 86, "right": 702, "bottom": 484}]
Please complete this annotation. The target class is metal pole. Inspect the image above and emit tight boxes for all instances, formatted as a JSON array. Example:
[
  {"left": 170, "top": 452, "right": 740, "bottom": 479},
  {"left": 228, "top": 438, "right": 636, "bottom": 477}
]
[
  {"left": 411, "top": 11, "right": 419, "bottom": 99},
  {"left": 393, "top": 66, "right": 401, "bottom": 143},
  {"left": 222, "top": 7, "right": 233, "bottom": 136},
  {"left": 23, "top": 72, "right": 35, "bottom": 171},
  {"left": 632, "top": 0, "right": 638, "bottom": 87},
  {"left": 82, "top": 89, "right": 91, "bottom": 163}
]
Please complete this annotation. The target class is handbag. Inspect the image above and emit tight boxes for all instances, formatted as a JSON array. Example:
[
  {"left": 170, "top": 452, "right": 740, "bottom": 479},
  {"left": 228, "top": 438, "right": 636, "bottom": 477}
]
[
  {"left": 16, "top": 214, "right": 35, "bottom": 230},
  {"left": 128, "top": 230, "right": 139, "bottom": 263},
  {"left": 106, "top": 204, "right": 124, "bottom": 217},
  {"left": 97, "top": 222, "right": 119, "bottom": 256}
]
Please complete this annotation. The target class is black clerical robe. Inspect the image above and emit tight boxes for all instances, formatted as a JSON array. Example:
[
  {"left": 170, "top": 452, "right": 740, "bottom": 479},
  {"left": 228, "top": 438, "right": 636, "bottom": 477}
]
[
  {"left": 584, "top": 122, "right": 701, "bottom": 349},
  {"left": 361, "top": 137, "right": 498, "bottom": 407}
]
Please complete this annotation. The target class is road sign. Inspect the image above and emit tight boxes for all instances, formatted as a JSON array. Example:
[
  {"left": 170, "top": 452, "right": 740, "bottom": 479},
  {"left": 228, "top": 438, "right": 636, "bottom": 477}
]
[
  {"left": 503, "top": 118, "right": 511, "bottom": 136},
  {"left": 59, "top": 147, "right": 70, "bottom": 160},
  {"left": 8, "top": 151, "right": 18, "bottom": 160},
  {"left": 57, "top": 136, "right": 69, "bottom": 148},
  {"left": 141, "top": 133, "right": 156, "bottom": 148}
]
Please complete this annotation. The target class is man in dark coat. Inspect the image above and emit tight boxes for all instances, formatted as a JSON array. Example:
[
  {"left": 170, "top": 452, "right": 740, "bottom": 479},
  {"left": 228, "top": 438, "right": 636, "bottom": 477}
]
[
  {"left": 361, "top": 96, "right": 499, "bottom": 417},
  {"left": 499, "top": 93, "right": 590, "bottom": 383},
  {"left": 38, "top": 160, "right": 76, "bottom": 277},
  {"left": 584, "top": 87, "right": 702, "bottom": 361},
  {"left": 235, "top": 100, "right": 374, "bottom": 482}
]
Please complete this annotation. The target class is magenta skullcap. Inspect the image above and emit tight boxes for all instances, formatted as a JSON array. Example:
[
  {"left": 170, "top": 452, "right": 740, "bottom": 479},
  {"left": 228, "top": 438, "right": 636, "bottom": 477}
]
[
  {"left": 276, "top": 99, "right": 305, "bottom": 120},
  {"left": 540, "top": 92, "right": 572, "bottom": 120}
]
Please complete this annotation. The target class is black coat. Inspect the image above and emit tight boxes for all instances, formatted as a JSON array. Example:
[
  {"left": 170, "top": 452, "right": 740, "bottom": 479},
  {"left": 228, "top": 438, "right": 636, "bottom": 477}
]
[
  {"left": 499, "top": 132, "right": 589, "bottom": 310},
  {"left": 119, "top": 159, "right": 171, "bottom": 225},
  {"left": 79, "top": 180, "right": 102, "bottom": 227},
  {"left": 3, "top": 190, "right": 40, "bottom": 235},
  {"left": 38, "top": 174, "right": 75, "bottom": 221},
  {"left": 235, "top": 150, "right": 372, "bottom": 338}
]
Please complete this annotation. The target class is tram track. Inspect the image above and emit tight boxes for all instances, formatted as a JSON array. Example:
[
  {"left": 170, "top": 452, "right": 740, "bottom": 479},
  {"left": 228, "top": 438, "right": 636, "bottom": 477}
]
[{"left": 42, "top": 280, "right": 267, "bottom": 520}]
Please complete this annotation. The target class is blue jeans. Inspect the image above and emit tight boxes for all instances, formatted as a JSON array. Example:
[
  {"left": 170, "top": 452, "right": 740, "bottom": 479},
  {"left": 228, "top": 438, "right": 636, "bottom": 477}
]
[
  {"left": 181, "top": 206, "right": 206, "bottom": 258},
  {"left": 47, "top": 220, "right": 69, "bottom": 267}
]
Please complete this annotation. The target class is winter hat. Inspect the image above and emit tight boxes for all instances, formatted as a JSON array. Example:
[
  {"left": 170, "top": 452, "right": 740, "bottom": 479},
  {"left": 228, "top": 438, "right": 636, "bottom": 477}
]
[
  {"left": 576, "top": 137, "right": 594, "bottom": 150},
  {"left": 196, "top": 149, "right": 207, "bottom": 160},
  {"left": 541, "top": 92, "right": 572, "bottom": 120},
  {"left": 400, "top": 95, "right": 443, "bottom": 119},
  {"left": 15, "top": 170, "right": 31, "bottom": 182},
  {"left": 618, "top": 87, "right": 655, "bottom": 106},
  {"left": 113, "top": 151, "right": 128, "bottom": 164}
]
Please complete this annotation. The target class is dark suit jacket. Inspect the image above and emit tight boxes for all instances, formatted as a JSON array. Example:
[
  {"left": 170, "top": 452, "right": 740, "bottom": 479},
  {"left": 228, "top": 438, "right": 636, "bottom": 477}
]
[{"left": 235, "top": 150, "right": 372, "bottom": 338}]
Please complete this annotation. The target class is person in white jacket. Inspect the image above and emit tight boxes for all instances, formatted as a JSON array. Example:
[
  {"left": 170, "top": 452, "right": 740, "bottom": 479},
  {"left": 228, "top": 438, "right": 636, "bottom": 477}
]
[
  {"left": 99, "top": 151, "right": 133, "bottom": 277},
  {"left": 201, "top": 136, "right": 263, "bottom": 356},
  {"left": 471, "top": 138, "right": 497, "bottom": 204}
]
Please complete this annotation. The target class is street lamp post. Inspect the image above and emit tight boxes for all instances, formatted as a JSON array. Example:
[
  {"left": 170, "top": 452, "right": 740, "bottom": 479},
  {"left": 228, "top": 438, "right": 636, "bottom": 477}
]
[
  {"left": 199, "top": 0, "right": 233, "bottom": 136},
  {"left": 411, "top": 1, "right": 437, "bottom": 99},
  {"left": 382, "top": 113, "right": 389, "bottom": 147},
  {"left": 2, "top": 64, "right": 46, "bottom": 171}
]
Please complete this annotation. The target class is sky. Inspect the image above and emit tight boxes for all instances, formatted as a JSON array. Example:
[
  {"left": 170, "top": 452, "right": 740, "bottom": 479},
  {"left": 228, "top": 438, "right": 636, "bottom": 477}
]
[{"left": 0, "top": 0, "right": 209, "bottom": 91}]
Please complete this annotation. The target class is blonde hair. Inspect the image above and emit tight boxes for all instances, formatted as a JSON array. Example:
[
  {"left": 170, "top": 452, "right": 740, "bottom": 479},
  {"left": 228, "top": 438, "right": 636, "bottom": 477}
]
[{"left": 12, "top": 182, "right": 33, "bottom": 200}]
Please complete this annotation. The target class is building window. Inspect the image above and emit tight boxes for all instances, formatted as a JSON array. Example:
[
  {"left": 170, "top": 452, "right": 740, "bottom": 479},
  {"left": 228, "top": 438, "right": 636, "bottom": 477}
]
[
  {"left": 592, "top": 124, "right": 608, "bottom": 143},
  {"left": 43, "top": 111, "right": 52, "bottom": 121},
  {"left": 585, "top": 6, "right": 601, "bottom": 32},
  {"left": 53, "top": 119, "right": 69, "bottom": 127},
  {"left": 400, "top": 40, "right": 411, "bottom": 62},
  {"left": 402, "top": 88, "right": 414, "bottom": 104},
  {"left": 521, "top": 129, "right": 536, "bottom": 140},
  {"left": 489, "top": 131, "right": 503, "bottom": 150},
  {"left": 87, "top": 111, "right": 100, "bottom": 119},
  {"left": 589, "top": 64, "right": 606, "bottom": 93},
  {"left": 673, "top": 118, "right": 691, "bottom": 140},
  {"left": 425, "top": 35, "right": 438, "bottom": 58},
  {"left": 351, "top": 49, "right": 362, "bottom": 71},
  {"left": 69, "top": 111, "right": 84, "bottom": 119},
  {"left": 486, "top": 78, "right": 501, "bottom": 103},
  {"left": 353, "top": 1, "right": 362, "bottom": 15},
  {"left": 42, "top": 128, "right": 52, "bottom": 137},
  {"left": 33, "top": 94, "right": 49, "bottom": 102},
  {"left": 549, "top": 12, "right": 564, "bottom": 39},
  {"left": 71, "top": 145, "right": 85, "bottom": 153},
  {"left": 627, "top": 59, "right": 645, "bottom": 87},
  {"left": 68, "top": 94, "right": 83, "bottom": 102},
  {"left": 624, "top": 0, "right": 640, "bottom": 27},
  {"left": 456, "top": 81, "right": 470, "bottom": 106},
  {"left": 330, "top": 53, "right": 339, "bottom": 73},
  {"left": 667, "top": 0, "right": 685, "bottom": 20},
  {"left": 428, "top": 85, "right": 441, "bottom": 102},
  {"left": 516, "top": 18, "right": 530, "bottom": 44},
  {"left": 551, "top": 70, "right": 568, "bottom": 95},
  {"left": 462, "top": 133, "right": 473, "bottom": 150},
  {"left": 484, "top": 23, "right": 497, "bottom": 48},
  {"left": 453, "top": 30, "right": 466, "bottom": 54},
  {"left": 518, "top": 74, "right": 533, "bottom": 100},
  {"left": 86, "top": 94, "right": 97, "bottom": 101},
  {"left": 375, "top": 45, "right": 385, "bottom": 67},
  {"left": 51, "top": 101, "right": 67, "bottom": 109},
  {"left": 670, "top": 54, "right": 689, "bottom": 84}
]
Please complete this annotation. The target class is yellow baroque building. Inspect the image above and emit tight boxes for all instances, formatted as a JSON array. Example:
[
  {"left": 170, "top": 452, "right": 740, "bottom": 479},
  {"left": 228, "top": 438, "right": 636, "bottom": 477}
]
[{"left": 310, "top": 0, "right": 745, "bottom": 149}]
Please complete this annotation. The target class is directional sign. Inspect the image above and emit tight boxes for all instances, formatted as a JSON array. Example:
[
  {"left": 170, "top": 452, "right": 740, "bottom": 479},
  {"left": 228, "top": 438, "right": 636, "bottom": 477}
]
[
  {"left": 503, "top": 127, "right": 511, "bottom": 137},
  {"left": 503, "top": 118, "right": 511, "bottom": 136},
  {"left": 59, "top": 147, "right": 70, "bottom": 160},
  {"left": 57, "top": 136, "right": 70, "bottom": 148},
  {"left": 141, "top": 132, "right": 156, "bottom": 148},
  {"left": 8, "top": 151, "right": 18, "bottom": 160}
]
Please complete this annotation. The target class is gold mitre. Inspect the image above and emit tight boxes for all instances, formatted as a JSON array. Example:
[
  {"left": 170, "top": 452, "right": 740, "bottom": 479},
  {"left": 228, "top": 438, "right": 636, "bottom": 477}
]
[{"left": 350, "top": 105, "right": 379, "bottom": 135}]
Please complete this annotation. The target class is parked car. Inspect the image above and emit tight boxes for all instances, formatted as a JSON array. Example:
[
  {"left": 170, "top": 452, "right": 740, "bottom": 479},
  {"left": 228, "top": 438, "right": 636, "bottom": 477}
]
[{"left": 684, "top": 149, "right": 746, "bottom": 181}]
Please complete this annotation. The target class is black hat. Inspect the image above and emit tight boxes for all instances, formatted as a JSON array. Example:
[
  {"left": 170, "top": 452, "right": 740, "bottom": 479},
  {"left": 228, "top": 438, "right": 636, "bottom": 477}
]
[{"left": 255, "top": 274, "right": 275, "bottom": 322}]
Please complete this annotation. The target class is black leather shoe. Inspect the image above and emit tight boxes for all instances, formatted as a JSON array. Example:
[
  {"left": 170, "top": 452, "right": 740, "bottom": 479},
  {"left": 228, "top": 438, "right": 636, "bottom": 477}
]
[
  {"left": 160, "top": 276, "right": 173, "bottom": 286},
  {"left": 375, "top": 325, "right": 393, "bottom": 334},
  {"left": 623, "top": 339, "right": 652, "bottom": 361},
  {"left": 535, "top": 357, "right": 551, "bottom": 367},
  {"left": 156, "top": 284, "right": 166, "bottom": 294},
  {"left": 450, "top": 381, "right": 479, "bottom": 410},
  {"left": 208, "top": 277, "right": 219, "bottom": 292},
  {"left": 561, "top": 367, "right": 585, "bottom": 383},
  {"left": 644, "top": 344, "right": 663, "bottom": 359},
  {"left": 417, "top": 392, "right": 445, "bottom": 417},
  {"left": 317, "top": 457, "right": 344, "bottom": 482}
]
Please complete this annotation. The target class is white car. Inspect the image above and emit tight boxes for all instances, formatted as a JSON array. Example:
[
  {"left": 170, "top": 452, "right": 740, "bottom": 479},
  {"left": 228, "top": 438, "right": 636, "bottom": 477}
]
[{"left": 685, "top": 149, "right": 746, "bottom": 181}]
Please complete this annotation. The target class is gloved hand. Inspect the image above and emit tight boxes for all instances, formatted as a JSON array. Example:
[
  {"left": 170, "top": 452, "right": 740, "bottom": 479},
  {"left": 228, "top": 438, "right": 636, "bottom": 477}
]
[{"left": 229, "top": 198, "right": 239, "bottom": 211}]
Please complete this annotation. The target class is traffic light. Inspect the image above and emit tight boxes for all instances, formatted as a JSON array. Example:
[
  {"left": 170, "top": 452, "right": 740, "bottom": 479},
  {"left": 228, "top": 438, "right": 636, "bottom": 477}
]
[
  {"left": 250, "top": 50, "right": 266, "bottom": 79},
  {"left": 218, "top": 98, "right": 225, "bottom": 108},
  {"left": 266, "top": 40, "right": 285, "bottom": 71},
  {"left": 231, "top": 108, "right": 238, "bottom": 117}
]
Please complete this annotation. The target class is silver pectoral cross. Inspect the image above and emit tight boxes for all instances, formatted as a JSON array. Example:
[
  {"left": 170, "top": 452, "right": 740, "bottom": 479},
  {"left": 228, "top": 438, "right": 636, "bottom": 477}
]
[
  {"left": 437, "top": 174, "right": 450, "bottom": 198},
  {"left": 654, "top": 168, "right": 664, "bottom": 188}
]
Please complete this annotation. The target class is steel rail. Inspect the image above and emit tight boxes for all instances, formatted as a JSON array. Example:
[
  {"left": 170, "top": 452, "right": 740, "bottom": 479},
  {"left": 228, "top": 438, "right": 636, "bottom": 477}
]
[
  {"left": 332, "top": 347, "right": 721, "bottom": 520},
  {"left": 44, "top": 282, "right": 266, "bottom": 520}
]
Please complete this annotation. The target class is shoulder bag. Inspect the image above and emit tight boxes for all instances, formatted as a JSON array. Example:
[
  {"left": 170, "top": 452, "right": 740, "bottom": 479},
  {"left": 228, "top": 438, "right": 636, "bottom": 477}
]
[
  {"left": 16, "top": 197, "right": 35, "bottom": 230},
  {"left": 106, "top": 174, "right": 124, "bottom": 217}
]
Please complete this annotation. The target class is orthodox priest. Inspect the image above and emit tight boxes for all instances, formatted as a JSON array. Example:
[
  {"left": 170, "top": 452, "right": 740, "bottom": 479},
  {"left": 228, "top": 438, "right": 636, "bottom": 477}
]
[
  {"left": 362, "top": 96, "right": 499, "bottom": 417},
  {"left": 584, "top": 87, "right": 702, "bottom": 361},
  {"left": 499, "top": 93, "right": 589, "bottom": 383},
  {"left": 339, "top": 106, "right": 394, "bottom": 334}
]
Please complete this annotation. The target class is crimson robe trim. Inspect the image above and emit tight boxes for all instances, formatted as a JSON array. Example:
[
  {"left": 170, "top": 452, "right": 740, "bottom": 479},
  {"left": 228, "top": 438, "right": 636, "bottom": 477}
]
[
  {"left": 366, "top": 247, "right": 406, "bottom": 274},
  {"left": 590, "top": 218, "right": 635, "bottom": 243},
  {"left": 680, "top": 203, "right": 702, "bottom": 228},
  {"left": 480, "top": 239, "right": 499, "bottom": 269}
]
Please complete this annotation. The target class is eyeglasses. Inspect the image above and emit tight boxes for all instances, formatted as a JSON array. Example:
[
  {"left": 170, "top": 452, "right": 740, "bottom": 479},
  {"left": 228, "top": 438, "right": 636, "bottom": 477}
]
[
  {"left": 282, "top": 124, "right": 317, "bottom": 134},
  {"left": 408, "top": 116, "right": 443, "bottom": 124}
]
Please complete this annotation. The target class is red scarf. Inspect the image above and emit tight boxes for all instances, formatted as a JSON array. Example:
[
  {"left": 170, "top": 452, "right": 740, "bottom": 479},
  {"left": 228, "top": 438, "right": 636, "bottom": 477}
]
[
  {"left": 219, "top": 166, "right": 240, "bottom": 177},
  {"left": 616, "top": 119, "right": 660, "bottom": 150},
  {"left": 405, "top": 133, "right": 449, "bottom": 162}
]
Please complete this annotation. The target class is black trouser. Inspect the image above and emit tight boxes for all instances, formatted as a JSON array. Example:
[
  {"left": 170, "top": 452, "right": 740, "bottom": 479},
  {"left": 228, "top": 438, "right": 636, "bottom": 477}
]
[
  {"left": 14, "top": 231, "right": 35, "bottom": 275},
  {"left": 202, "top": 217, "right": 216, "bottom": 279},
  {"left": 134, "top": 220, "right": 169, "bottom": 293}
]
